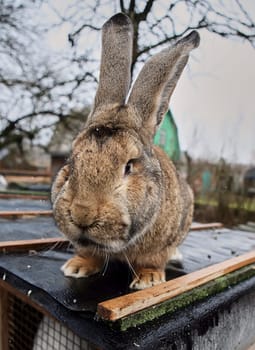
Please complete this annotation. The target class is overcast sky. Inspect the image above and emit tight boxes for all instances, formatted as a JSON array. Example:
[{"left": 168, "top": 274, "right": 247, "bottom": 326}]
[
  {"left": 171, "top": 29, "right": 255, "bottom": 165},
  {"left": 44, "top": 1, "right": 255, "bottom": 165}
]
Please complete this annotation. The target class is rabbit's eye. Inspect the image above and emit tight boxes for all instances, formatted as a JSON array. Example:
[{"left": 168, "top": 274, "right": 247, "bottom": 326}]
[{"left": 124, "top": 160, "right": 133, "bottom": 176}]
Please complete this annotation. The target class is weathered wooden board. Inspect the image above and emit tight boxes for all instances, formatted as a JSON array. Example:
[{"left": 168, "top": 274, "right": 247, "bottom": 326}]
[
  {"left": 0, "top": 210, "right": 52, "bottom": 218},
  {"left": 97, "top": 250, "right": 255, "bottom": 321},
  {"left": 0, "top": 169, "right": 51, "bottom": 176},
  {"left": 5, "top": 175, "right": 51, "bottom": 184},
  {"left": 0, "top": 237, "right": 69, "bottom": 253},
  {"left": 0, "top": 193, "right": 49, "bottom": 200},
  {"left": 0, "top": 287, "right": 9, "bottom": 350},
  {"left": 190, "top": 222, "right": 223, "bottom": 230}
]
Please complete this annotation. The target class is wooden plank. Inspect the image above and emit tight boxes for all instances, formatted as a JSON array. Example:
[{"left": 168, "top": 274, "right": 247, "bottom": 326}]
[
  {"left": 0, "top": 169, "right": 51, "bottom": 176},
  {"left": 0, "top": 193, "right": 49, "bottom": 200},
  {"left": 115, "top": 265, "right": 255, "bottom": 331},
  {"left": 0, "top": 287, "right": 9, "bottom": 350},
  {"left": 97, "top": 250, "right": 255, "bottom": 321},
  {"left": 0, "top": 237, "right": 69, "bottom": 253},
  {"left": 0, "top": 210, "right": 52, "bottom": 218},
  {"left": 190, "top": 222, "right": 223, "bottom": 231},
  {"left": 5, "top": 175, "right": 51, "bottom": 184},
  {"left": 0, "top": 280, "right": 53, "bottom": 320}
]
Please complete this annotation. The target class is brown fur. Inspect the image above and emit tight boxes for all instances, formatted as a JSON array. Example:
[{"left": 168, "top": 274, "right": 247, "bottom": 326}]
[{"left": 52, "top": 13, "right": 199, "bottom": 289}]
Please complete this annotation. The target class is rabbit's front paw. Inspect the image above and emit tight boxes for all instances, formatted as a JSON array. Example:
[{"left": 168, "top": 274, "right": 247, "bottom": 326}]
[
  {"left": 61, "top": 255, "right": 104, "bottom": 278},
  {"left": 130, "top": 268, "right": 166, "bottom": 290}
]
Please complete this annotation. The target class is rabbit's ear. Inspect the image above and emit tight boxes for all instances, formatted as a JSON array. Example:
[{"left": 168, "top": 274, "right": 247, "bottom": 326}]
[
  {"left": 128, "top": 31, "right": 200, "bottom": 137},
  {"left": 93, "top": 13, "right": 133, "bottom": 111}
]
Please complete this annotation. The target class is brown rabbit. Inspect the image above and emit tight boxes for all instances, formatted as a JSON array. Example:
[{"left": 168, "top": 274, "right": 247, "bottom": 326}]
[{"left": 51, "top": 13, "right": 199, "bottom": 289}]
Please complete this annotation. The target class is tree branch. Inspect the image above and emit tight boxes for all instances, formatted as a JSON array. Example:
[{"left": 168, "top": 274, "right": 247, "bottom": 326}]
[
  {"left": 119, "top": 0, "right": 126, "bottom": 12},
  {"left": 129, "top": 0, "right": 135, "bottom": 13},
  {"left": 136, "top": 0, "right": 155, "bottom": 21}
]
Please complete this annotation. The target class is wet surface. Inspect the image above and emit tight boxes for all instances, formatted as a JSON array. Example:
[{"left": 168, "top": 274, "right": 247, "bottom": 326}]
[
  {"left": 179, "top": 228, "right": 255, "bottom": 273},
  {"left": 0, "top": 199, "right": 255, "bottom": 349},
  {"left": 0, "top": 198, "right": 51, "bottom": 211},
  {"left": 0, "top": 251, "right": 131, "bottom": 312},
  {"left": 0, "top": 198, "right": 254, "bottom": 313},
  {"left": 0, "top": 214, "right": 254, "bottom": 313},
  {"left": 0, "top": 217, "right": 60, "bottom": 241}
]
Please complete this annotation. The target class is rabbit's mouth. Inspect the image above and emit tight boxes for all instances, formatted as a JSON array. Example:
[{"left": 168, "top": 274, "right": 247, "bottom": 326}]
[
  {"left": 68, "top": 218, "right": 130, "bottom": 253},
  {"left": 53, "top": 204, "right": 131, "bottom": 253},
  {"left": 67, "top": 211, "right": 131, "bottom": 253},
  {"left": 74, "top": 234, "right": 128, "bottom": 253},
  {"left": 74, "top": 235, "right": 106, "bottom": 249}
]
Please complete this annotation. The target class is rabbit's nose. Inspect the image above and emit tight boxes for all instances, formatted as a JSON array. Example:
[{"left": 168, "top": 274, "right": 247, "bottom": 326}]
[{"left": 70, "top": 202, "right": 96, "bottom": 227}]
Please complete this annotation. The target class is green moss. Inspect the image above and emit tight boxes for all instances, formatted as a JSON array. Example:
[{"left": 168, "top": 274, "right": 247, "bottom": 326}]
[{"left": 105, "top": 264, "right": 255, "bottom": 331}]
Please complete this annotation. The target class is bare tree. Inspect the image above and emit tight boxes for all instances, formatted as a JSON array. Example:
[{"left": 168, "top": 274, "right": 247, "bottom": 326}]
[
  {"left": 0, "top": 0, "right": 254, "bottom": 156},
  {"left": 68, "top": 0, "right": 255, "bottom": 75},
  {"left": 0, "top": 0, "right": 96, "bottom": 155}
]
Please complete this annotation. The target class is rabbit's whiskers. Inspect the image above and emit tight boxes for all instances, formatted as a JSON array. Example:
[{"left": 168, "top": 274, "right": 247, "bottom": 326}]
[
  {"left": 122, "top": 251, "right": 139, "bottom": 280},
  {"left": 91, "top": 244, "right": 98, "bottom": 257},
  {"left": 101, "top": 253, "right": 110, "bottom": 276}
]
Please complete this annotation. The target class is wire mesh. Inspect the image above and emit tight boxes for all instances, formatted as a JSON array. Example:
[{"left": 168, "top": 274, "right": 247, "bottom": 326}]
[
  {"left": 8, "top": 293, "right": 42, "bottom": 350},
  {"left": 6, "top": 293, "right": 96, "bottom": 350},
  {"left": 33, "top": 316, "right": 92, "bottom": 350}
]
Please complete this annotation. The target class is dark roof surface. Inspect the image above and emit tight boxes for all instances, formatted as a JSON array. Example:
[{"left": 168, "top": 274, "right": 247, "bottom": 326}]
[
  {"left": 0, "top": 216, "right": 254, "bottom": 312},
  {"left": 0, "top": 198, "right": 51, "bottom": 211},
  {"left": 0, "top": 199, "right": 255, "bottom": 349},
  {"left": 0, "top": 217, "right": 60, "bottom": 241},
  {"left": 0, "top": 199, "right": 254, "bottom": 316}
]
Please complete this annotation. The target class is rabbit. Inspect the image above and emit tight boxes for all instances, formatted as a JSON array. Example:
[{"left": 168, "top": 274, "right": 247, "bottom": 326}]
[{"left": 51, "top": 13, "right": 199, "bottom": 290}]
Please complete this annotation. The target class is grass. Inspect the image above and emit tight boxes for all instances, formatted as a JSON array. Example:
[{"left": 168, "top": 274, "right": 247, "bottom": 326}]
[{"left": 195, "top": 195, "right": 255, "bottom": 212}]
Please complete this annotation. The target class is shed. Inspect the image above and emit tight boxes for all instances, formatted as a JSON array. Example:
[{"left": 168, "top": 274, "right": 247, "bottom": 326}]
[
  {"left": 154, "top": 110, "right": 181, "bottom": 162},
  {"left": 244, "top": 168, "right": 255, "bottom": 180},
  {"left": 244, "top": 167, "right": 255, "bottom": 196}
]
